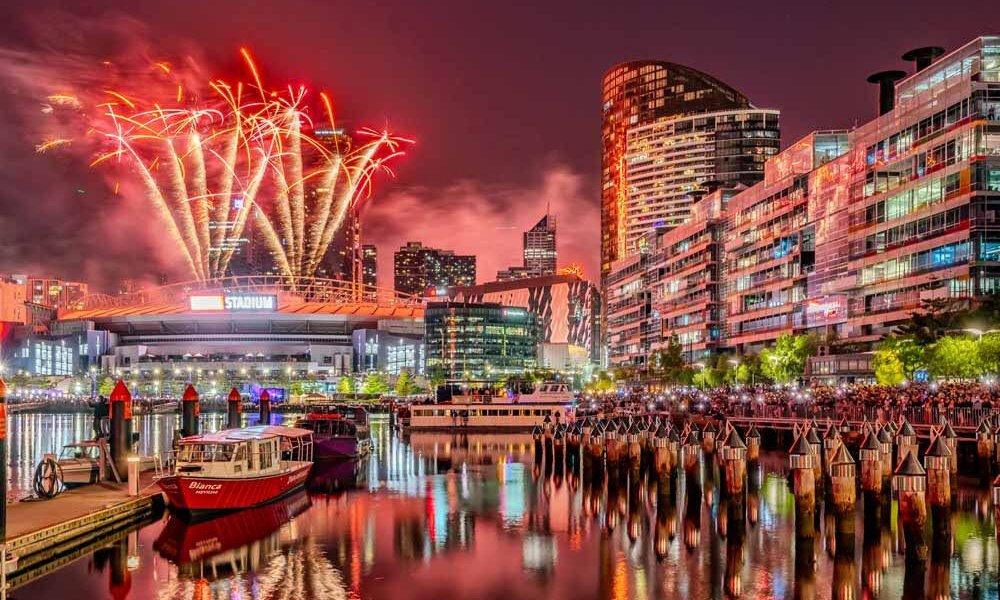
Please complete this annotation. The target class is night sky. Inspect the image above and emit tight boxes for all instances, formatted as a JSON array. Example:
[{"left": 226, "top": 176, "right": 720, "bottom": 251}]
[{"left": 0, "top": 0, "right": 994, "bottom": 289}]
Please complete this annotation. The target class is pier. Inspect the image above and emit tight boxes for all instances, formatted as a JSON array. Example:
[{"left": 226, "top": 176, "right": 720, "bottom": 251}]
[{"left": 5, "top": 475, "right": 164, "bottom": 590}]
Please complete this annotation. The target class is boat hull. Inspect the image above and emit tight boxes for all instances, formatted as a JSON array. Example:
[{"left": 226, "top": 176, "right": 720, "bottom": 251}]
[
  {"left": 157, "top": 462, "right": 311, "bottom": 512},
  {"left": 313, "top": 435, "right": 372, "bottom": 460}
]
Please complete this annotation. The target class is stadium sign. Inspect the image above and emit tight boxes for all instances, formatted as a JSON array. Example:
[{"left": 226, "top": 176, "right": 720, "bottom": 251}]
[{"left": 189, "top": 294, "right": 278, "bottom": 312}]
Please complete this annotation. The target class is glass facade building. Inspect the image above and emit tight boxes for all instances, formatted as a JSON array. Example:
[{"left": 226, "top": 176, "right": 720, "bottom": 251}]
[{"left": 425, "top": 302, "right": 540, "bottom": 380}]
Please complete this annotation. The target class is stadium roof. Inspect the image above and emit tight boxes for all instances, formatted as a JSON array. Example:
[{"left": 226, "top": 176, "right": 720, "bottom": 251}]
[{"left": 59, "top": 300, "right": 424, "bottom": 321}]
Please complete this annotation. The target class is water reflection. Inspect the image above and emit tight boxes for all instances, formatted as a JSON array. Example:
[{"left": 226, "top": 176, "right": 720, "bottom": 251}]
[{"left": 8, "top": 416, "right": 1000, "bottom": 599}]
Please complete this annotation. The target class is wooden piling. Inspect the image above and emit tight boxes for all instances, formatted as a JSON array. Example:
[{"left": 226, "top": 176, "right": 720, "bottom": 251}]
[
  {"left": 924, "top": 432, "right": 952, "bottom": 537},
  {"left": 894, "top": 450, "right": 928, "bottom": 562},
  {"left": 829, "top": 443, "right": 857, "bottom": 537},
  {"left": 789, "top": 434, "right": 817, "bottom": 539}
]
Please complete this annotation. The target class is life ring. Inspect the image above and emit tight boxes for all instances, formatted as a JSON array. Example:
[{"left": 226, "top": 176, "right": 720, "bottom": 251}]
[{"left": 33, "top": 457, "right": 64, "bottom": 498}]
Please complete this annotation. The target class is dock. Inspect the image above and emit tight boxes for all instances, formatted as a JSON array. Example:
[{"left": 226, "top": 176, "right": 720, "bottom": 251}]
[{"left": 5, "top": 474, "right": 165, "bottom": 589}]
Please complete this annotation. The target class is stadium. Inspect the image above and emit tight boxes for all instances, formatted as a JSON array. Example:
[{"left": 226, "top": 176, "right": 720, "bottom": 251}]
[{"left": 50, "top": 276, "right": 424, "bottom": 379}]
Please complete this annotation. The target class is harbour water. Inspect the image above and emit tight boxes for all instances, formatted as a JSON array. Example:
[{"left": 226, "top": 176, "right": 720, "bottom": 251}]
[{"left": 7, "top": 413, "right": 1000, "bottom": 599}]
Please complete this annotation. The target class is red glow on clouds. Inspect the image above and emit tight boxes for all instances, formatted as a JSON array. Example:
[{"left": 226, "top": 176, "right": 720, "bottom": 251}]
[{"left": 363, "top": 166, "right": 598, "bottom": 286}]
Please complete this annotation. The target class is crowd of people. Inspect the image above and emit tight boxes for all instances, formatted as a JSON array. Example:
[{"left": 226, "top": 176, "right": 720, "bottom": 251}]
[{"left": 582, "top": 382, "right": 1000, "bottom": 426}]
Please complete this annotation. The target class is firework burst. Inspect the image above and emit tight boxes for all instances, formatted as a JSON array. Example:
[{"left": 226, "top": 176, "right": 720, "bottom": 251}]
[{"left": 44, "top": 48, "right": 412, "bottom": 284}]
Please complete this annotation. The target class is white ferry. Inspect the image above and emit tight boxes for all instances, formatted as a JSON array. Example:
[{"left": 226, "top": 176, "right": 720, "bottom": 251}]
[{"left": 408, "top": 382, "right": 576, "bottom": 430}]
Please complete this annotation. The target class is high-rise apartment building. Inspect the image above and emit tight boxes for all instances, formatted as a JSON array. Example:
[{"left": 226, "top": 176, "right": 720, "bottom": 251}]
[
  {"left": 601, "top": 62, "right": 779, "bottom": 366},
  {"left": 394, "top": 242, "right": 476, "bottom": 297},
  {"left": 601, "top": 61, "right": 773, "bottom": 275},
  {"left": 623, "top": 109, "right": 779, "bottom": 252},
  {"left": 497, "top": 212, "right": 558, "bottom": 281}
]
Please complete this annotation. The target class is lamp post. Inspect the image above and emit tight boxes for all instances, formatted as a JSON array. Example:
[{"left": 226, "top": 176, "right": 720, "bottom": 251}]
[{"left": 727, "top": 358, "right": 740, "bottom": 386}]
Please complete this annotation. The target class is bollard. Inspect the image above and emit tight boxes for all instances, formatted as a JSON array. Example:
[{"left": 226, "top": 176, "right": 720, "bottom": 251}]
[
  {"left": 721, "top": 428, "right": 747, "bottom": 499},
  {"left": 805, "top": 425, "right": 823, "bottom": 493},
  {"left": 745, "top": 424, "right": 760, "bottom": 463},
  {"left": 653, "top": 427, "right": 671, "bottom": 482},
  {"left": 823, "top": 426, "right": 842, "bottom": 473},
  {"left": 181, "top": 384, "right": 200, "bottom": 438},
  {"left": 109, "top": 380, "right": 133, "bottom": 481},
  {"left": 859, "top": 431, "right": 884, "bottom": 525},
  {"left": 977, "top": 420, "right": 993, "bottom": 481},
  {"left": 604, "top": 421, "right": 620, "bottom": 469},
  {"left": 127, "top": 456, "right": 140, "bottom": 496},
  {"left": 227, "top": 387, "right": 242, "bottom": 429},
  {"left": 894, "top": 450, "right": 928, "bottom": 562},
  {"left": 829, "top": 443, "right": 857, "bottom": 538},
  {"left": 0, "top": 377, "right": 7, "bottom": 543},
  {"left": 627, "top": 421, "right": 642, "bottom": 471},
  {"left": 259, "top": 388, "right": 272, "bottom": 425},
  {"left": 702, "top": 422, "right": 717, "bottom": 456},
  {"left": 682, "top": 432, "right": 701, "bottom": 483},
  {"left": 877, "top": 426, "right": 894, "bottom": 492},
  {"left": 895, "top": 419, "right": 918, "bottom": 468},
  {"left": 789, "top": 434, "right": 816, "bottom": 539},
  {"left": 666, "top": 427, "right": 680, "bottom": 476},
  {"left": 940, "top": 420, "right": 958, "bottom": 484},
  {"left": 923, "top": 432, "right": 952, "bottom": 536}
]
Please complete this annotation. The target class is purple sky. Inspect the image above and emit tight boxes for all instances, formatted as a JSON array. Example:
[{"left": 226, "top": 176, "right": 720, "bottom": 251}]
[{"left": 0, "top": 0, "right": 994, "bottom": 288}]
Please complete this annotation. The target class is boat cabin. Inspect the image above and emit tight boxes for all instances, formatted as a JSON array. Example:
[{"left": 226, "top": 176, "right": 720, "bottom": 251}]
[{"left": 172, "top": 426, "right": 313, "bottom": 479}]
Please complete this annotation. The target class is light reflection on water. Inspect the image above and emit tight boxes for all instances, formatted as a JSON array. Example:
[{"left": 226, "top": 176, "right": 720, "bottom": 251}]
[{"left": 6, "top": 413, "right": 1000, "bottom": 599}]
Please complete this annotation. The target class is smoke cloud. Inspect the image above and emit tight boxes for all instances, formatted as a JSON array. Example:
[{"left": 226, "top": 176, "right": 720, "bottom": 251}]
[{"left": 363, "top": 165, "right": 598, "bottom": 286}]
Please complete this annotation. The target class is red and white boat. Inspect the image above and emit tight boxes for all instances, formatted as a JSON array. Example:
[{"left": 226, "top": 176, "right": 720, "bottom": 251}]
[{"left": 156, "top": 425, "right": 314, "bottom": 513}]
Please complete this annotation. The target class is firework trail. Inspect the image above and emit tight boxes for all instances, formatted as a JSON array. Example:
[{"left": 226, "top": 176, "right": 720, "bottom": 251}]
[{"left": 37, "top": 48, "right": 411, "bottom": 284}]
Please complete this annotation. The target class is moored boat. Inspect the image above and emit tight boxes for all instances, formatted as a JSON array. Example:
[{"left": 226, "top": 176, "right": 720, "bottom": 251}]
[
  {"left": 409, "top": 381, "right": 575, "bottom": 431},
  {"left": 156, "top": 425, "right": 313, "bottom": 513},
  {"left": 296, "top": 404, "right": 373, "bottom": 459}
]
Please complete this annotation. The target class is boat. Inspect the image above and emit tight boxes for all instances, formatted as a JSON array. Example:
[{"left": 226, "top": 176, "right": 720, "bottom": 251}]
[
  {"left": 408, "top": 381, "right": 576, "bottom": 430},
  {"left": 156, "top": 425, "right": 313, "bottom": 513},
  {"left": 295, "top": 404, "right": 373, "bottom": 460},
  {"left": 46, "top": 440, "right": 156, "bottom": 487}
]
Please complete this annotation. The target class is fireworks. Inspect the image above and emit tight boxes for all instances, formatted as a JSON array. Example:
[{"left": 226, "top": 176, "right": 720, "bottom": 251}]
[{"left": 43, "top": 48, "right": 411, "bottom": 283}]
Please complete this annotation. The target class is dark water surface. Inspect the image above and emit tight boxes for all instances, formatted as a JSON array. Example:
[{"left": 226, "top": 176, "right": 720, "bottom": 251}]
[{"left": 7, "top": 413, "right": 1000, "bottom": 599}]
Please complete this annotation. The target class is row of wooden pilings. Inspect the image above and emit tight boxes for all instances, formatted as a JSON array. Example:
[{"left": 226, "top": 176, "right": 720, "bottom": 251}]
[{"left": 532, "top": 412, "right": 980, "bottom": 595}]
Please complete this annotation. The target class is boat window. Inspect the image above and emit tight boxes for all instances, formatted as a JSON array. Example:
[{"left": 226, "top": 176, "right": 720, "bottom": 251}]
[{"left": 235, "top": 444, "right": 247, "bottom": 462}]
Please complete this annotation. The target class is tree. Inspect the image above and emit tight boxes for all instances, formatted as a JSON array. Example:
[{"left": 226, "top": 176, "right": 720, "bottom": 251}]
[
  {"left": 872, "top": 347, "right": 906, "bottom": 385},
  {"left": 979, "top": 332, "right": 1000, "bottom": 374},
  {"left": 395, "top": 370, "right": 417, "bottom": 396},
  {"left": 587, "top": 370, "right": 616, "bottom": 393},
  {"left": 926, "top": 336, "right": 983, "bottom": 380},
  {"left": 361, "top": 373, "right": 391, "bottom": 395},
  {"left": 98, "top": 376, "right": 116, "bottom": 396},
  {"left": 735, "top": 354, "right": 766, "bottom": 385},
  {"left": 426, "top": 366, "right": 447, "bottom": 391},
  {"left": 760, "top": 334, "right": 817, "bottom": 384},
  {"left": 648, "top": 337, "right": 695, "bottom": 384},
  {"left": 336, "top": 376, "right": 357, "bottom": 395},
  {"left": 878, "top": 336, "right": 926, "bottom": 379}
]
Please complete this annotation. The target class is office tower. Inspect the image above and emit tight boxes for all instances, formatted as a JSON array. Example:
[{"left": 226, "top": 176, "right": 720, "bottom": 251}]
[
  {"left": 393, "top": 242, "right": 476, "bottom": 296},
  {"left": 497, "top": 212, "right": 558, "bottom": 280}
]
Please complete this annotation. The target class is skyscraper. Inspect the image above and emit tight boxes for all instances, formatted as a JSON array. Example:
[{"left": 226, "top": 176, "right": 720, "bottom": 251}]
[
  {"left": 497, "top": 212, "right": 558, "bottom": 281},
  {"left": 601, "top": 61, "right": 779, "bottom": 367},
  {"left": 361, "top": 244, "right": 378, "bottom": 291},
  {"left": 523, "top": 213, "right": 557, "bottom": 275},
  {"left": 393, "top": 242, "right": 476, "bottom": 296}
]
